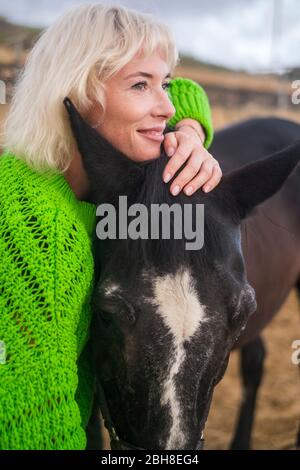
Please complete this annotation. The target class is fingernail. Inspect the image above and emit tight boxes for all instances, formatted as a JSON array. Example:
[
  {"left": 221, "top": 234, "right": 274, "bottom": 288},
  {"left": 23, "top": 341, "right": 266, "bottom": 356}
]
[
  {"left": 164, "top": 173, "right": 172, "bottom": 183},
  {"left": 167, "top": 147, "right": 175, "bottom": 157},
  {"left": 203, "top": 185, "right": 211, "bottom": 193},
  {"left": 172, "top": 185, "right": 180, "bottom": 196},
  {"left": 185, "top": 186, "right": 193, "bottom": 196}
]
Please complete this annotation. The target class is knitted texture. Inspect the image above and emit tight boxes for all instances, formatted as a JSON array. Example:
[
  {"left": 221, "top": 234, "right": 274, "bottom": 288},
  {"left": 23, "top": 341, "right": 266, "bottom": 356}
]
[
  {"left": 167, "top": 77, "right": 214, "bottom": 149},
  {"left": 0, "top": 153, "right": 97, "bottom": 450},
  {"left": 0, "top": 77, "right": 213, "bottom": 450}
]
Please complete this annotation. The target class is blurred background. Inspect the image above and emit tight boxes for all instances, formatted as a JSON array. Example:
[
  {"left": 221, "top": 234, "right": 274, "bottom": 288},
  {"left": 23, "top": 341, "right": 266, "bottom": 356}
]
[{"left": 0, "top": 0, "right": 299, "bottom": 450}]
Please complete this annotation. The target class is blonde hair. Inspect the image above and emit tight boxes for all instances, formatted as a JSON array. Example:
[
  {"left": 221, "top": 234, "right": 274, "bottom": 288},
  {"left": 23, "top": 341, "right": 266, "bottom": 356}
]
[{"left": 3, "top": 3, "right": 178, "bottom": 172}]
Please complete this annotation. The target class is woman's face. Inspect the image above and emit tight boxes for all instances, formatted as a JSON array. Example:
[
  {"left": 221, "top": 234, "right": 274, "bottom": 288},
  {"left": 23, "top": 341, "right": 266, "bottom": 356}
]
[{"left": 89, "top": 49, "right": 176, "bottom": 161}]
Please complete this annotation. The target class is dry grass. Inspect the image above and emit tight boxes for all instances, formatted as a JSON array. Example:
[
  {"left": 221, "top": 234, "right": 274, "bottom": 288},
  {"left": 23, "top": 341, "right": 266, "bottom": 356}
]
[
  {"left": 175, "top": 65, "right": 292, "bottom": 95},
  {"left": 0, "top": 45, "right": 17, "bottom": 65},
  {"left": 212, "top": 103, "right": 300, "bottom": 131}
]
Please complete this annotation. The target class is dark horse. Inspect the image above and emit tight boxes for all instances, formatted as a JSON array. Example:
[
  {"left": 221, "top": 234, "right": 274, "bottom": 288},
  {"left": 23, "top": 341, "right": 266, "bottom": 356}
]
[
  {"left": 64, "top": 98, "right": 300, "bottom": 450},
  {"left": 210, "top": 118, "right": 300, "bottom": 449}
]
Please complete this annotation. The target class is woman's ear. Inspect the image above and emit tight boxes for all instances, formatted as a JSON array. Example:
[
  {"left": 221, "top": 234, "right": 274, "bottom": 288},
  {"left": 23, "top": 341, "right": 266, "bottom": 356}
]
[{"left": 63, "top": 97, "right": 145, "bottom": 204}]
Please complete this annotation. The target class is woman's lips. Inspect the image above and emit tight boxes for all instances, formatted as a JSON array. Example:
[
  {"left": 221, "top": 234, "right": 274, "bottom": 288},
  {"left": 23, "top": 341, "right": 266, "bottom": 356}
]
[{"left": 137, "top": 130, "right": 164, "bottom": 142}]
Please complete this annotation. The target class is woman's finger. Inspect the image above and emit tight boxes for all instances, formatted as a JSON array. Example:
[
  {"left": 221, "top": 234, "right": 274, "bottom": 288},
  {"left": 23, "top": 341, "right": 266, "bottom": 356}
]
[
  {"left": 163, "top": 137, "right": 194, "bottom": 184},
  {"left": 163, "top": 132, "right": 178, "bottom": 157},
  {"left": 202, "top": 163, "right": 222, "bottom": 193},
  {"left": 169, "top": 149, "right": 204, "bottom": 196},
  {"left": 182, "top": 159, "right": 218, "bottom": 195}
]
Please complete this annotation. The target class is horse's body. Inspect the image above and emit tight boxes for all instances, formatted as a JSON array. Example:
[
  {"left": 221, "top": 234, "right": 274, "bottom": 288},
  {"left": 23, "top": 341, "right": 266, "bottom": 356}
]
[
  {"left": 64, "top": 98, "right": 300, "bottom": 450},
  {"left": 210, "top": 117, "right": 300, "bottom": 448},
  {"left": 211, "top": 117, "right": 300, "bottom": 346}
]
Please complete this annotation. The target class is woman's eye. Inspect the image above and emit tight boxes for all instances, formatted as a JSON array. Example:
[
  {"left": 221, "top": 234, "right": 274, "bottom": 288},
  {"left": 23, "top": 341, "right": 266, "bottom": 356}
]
[
  {"left": 162, "top": 82, "right": 171, "bottom": 90},
  {"left": 132, "top": 81, "right": 147, "bottom": 90},
  {"left": 132, "top": 81, "right": 171, "bottom": 91}
]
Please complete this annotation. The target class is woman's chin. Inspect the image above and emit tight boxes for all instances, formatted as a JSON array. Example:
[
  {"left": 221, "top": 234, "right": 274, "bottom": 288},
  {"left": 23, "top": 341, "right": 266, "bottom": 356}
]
[
  {"left": 127, "top": 134, "right": 163, "bottom": 162},
  {"left": 132, "top": 143, "right": 163, "bottom": 162}
]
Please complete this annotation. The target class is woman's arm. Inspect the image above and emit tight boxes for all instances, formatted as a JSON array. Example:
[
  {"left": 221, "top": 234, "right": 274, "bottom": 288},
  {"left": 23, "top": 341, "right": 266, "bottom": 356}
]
[
  {"left": 162, "top": 77, "right": 222, "bottom": 196},
  {"left": 167, "top": 77, "right": 214, "bottom": 149},
  {"left": 0, "top": 161, "right": 95, "bottom": 449}
]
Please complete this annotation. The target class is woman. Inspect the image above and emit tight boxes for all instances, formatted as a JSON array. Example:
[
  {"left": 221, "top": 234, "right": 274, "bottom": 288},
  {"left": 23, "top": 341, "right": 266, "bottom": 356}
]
[{"left": 0, "top": 4, "right": 221, "bottom": 449}]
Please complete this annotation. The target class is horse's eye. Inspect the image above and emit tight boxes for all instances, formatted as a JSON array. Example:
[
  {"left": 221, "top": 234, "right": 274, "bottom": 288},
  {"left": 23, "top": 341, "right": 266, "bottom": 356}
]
[
  {"left": 99, "top": 309, "right": 113, "bottom": 325},
  {"left": 99, "top": 296, "right": 137, "bottom": 326},
  {"left": 117, "top": 301, "right": 136, "bottom": 326}
]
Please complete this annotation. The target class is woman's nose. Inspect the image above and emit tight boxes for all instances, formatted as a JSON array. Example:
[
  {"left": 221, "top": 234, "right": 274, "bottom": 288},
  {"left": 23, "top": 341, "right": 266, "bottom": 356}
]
[{"left": 153, "top": 90, "right": 176, "bottom": 120}]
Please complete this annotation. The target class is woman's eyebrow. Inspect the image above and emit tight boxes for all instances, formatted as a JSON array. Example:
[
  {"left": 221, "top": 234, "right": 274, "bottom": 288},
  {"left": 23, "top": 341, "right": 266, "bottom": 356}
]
[{"left": 124, "top": 71, "right": 171, "bottom": 80}]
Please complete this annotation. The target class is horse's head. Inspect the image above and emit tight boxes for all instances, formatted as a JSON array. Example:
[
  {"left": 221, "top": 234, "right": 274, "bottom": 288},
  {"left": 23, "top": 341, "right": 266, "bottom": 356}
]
[{"left": 64, "top": 98, "right": 300, "bottom": 450}]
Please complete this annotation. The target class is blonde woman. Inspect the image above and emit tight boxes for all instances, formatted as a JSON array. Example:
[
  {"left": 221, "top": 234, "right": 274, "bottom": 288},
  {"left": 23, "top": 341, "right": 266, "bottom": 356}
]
[{"left": 0, "top": 3, "right": 221, "bottom": 449}]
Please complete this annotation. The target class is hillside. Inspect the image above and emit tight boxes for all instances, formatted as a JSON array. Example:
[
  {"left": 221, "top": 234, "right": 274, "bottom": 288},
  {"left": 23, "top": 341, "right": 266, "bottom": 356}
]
[
  {"left": 0, "top": 16, "right": 41, "bottom": 48},
  {"left": 0, "top": 16, "right": 299, "bottom": 127}
]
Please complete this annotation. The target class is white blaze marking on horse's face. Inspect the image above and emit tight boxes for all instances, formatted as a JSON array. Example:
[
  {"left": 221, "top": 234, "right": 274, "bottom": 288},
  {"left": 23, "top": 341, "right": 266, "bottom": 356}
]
[
  {"left": 150, "top": 268, "right": 207, "bottom": 342},
  {"left": 161, "top": 342, "right": 186, "bottom": 449},
  {"left": 149, "top": 268, "right": 208, "bottom": 449}
]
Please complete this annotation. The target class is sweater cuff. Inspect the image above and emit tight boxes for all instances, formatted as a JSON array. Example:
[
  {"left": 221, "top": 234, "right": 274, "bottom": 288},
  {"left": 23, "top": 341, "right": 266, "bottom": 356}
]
[{"left": 167, "top": 77, "right": 214, "bottom": 149}]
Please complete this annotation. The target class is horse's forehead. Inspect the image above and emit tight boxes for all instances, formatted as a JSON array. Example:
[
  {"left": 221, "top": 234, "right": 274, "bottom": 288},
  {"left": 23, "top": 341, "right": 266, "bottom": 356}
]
[
  {"left": 146, "top": 267, "right": 208, "bottom": 342},
  {"left": 101, "top": 268, "right": 208, "bottom": 342}
]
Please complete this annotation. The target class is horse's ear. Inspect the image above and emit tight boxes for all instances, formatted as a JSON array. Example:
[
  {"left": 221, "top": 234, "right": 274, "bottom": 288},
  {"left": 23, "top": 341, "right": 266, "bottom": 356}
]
[
  {"left": 63, "top": 97, "right": 145, "bottom": 203},
  {"left": 219, "top": 140, "right": 300, "bottom": 220}
]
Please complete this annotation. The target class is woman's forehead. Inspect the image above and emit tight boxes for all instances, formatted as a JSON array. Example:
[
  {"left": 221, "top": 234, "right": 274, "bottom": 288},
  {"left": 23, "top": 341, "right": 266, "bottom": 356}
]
[{"left": 118, "top": 50, "right": 170, "bottom": 79}]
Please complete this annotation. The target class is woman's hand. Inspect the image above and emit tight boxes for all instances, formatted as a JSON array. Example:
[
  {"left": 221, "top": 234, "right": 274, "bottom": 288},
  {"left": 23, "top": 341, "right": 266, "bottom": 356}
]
[{"left": 162, "top": 119, "right": 222, "bottom": 196}]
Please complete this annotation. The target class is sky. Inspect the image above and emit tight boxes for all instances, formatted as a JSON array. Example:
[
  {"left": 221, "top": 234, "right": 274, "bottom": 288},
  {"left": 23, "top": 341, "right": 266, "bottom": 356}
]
[{"left": 0, "top": 0, "right": 299, "bottom": 72}]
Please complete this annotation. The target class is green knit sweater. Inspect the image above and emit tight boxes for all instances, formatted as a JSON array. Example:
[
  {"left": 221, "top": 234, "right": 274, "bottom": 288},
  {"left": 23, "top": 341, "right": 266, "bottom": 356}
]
[{"left": 0, "top": 78, "right": 213, "bottom": 449}]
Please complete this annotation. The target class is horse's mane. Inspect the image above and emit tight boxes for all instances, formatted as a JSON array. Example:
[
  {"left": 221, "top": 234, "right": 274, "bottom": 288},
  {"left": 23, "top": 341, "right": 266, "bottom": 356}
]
[
  {"left": 63, "top": 98, "right": 236, "bottom": 285},
  {"left": 97, "top": 148, "right": 233, "bottom": 285}
]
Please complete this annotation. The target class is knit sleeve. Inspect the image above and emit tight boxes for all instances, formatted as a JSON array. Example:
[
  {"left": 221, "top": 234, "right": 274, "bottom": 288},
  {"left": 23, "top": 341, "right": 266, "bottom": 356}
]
[
  {"left": 0, "top": 190, "right": 95, "bottom": 449},
  {"left": 167, "top": 77, "right": 214, "bottom": 149}
]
